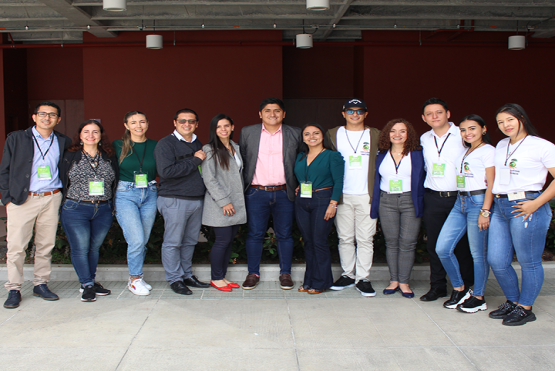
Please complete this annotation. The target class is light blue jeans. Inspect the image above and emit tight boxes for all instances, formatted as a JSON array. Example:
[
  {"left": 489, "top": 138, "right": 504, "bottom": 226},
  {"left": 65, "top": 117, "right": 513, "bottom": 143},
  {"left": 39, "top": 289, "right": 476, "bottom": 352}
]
[
  {"left": 488, "top": 192, "right": 551, "bottom": 306},
  {"left": 436, "top": 193, "right": 489, "bottom": 296},
  {"left": 115, "top": 181, "right": 158, "bottom": 277}
]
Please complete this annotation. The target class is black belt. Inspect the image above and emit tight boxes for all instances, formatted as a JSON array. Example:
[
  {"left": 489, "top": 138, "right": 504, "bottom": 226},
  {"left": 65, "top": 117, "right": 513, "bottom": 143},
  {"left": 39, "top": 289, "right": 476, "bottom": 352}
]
[
  {"left": 494, "top": 191, "right": 539, "bottom": 199},
  {"left": 67, "top": 198, "right": 110, "bottom": 204},
  {"left": 458, "top": 190, "right": 486, "bottom": 197},
  {"left": 426, "top": 189, "right": 457, "bottom": 198}
]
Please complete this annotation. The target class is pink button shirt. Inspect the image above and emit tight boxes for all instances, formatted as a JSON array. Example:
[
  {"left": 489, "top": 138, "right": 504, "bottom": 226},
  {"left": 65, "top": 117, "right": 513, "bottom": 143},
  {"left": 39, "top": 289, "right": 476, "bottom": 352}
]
[{"left": 252, "top": 125, "right": 286, "bottom": 186}]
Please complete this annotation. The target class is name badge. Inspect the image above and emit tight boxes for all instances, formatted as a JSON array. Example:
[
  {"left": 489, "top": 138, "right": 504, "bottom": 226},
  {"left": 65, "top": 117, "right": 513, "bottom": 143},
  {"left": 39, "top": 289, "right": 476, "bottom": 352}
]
[
  {"left": 88, "top": 179, "right": 104, "bottom": 196},
  {"left": 498, "top": 167, "right": 511, "bottom": 185},
  {"left": 389, "top": 179, "right": 403, "bottom": 194},
  {"left": 134, "top": 172, "right": 148, "bottom": 188},
  {"left": 37, "top": 166, "right": 52, "bottom": 181},
  {"left": 349, "top": 155, "right": 362, "bottom": 169},
  {"left": 456, "top": 175, "right": 466, "bottom": 190},
  {"left": 300, "top": 182, "right": 312, "bottom": 198},
  {"left": 508, "top": 191, "right": 526, "bottom": 201},
  {"left": 432, "top": 162, "right": 445, "bottom": 178}
]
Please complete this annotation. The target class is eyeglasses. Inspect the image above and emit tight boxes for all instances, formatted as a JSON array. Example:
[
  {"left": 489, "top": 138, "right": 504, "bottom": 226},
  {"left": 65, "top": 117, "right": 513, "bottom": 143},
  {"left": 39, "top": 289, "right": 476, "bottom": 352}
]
[
  {"left": 345, "top": 109, "right": 366, "bottom": 115},
  {"left": 36, "top": 112, "right": 59, "bottom": 118},
  {"left": 177, "top": 119, "right": 197, "bottom": 125}
]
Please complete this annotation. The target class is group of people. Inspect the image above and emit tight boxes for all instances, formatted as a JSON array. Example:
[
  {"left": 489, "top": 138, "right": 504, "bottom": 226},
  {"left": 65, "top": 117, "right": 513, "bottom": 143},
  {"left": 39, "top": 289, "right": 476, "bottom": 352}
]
[{"left": 1, "top": 97, "right": 553, "bottom": 327}]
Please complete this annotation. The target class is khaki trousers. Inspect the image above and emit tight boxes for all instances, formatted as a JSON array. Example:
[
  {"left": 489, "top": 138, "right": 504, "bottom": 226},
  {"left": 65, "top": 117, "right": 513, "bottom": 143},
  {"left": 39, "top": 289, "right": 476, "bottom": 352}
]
[
  {"left": 4, "top": 192, "right": 62, "bottom": 291},
  {"left": 335, "top": 193, "right": 377, "bottom": 282}
]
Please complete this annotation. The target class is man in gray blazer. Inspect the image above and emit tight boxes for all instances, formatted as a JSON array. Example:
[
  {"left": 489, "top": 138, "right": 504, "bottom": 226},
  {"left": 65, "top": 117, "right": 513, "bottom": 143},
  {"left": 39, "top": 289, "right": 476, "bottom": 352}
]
[{"left": 239, "top": 98, "right": 301, "bottom": 290}]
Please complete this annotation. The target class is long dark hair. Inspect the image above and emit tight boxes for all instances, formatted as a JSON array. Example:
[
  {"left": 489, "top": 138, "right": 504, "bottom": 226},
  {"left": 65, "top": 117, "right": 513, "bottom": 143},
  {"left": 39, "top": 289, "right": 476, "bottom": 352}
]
[
  {"left": 459, "top": 114, "right": 492, "bottom": 148},
  {"left": 68, "top": 119, "right": 114, "bottom": 156},
  {"left": 119, "top": 111, "right": 148, "bottom": 164},
  {"left": 299, "top": 122, "right": 332, "bottom": 160},
  {"left": 207, "top": 113, "right": 234, "bottom": 170},
  {"left": 496, "top": 103, "right": 540, "bottom": 138}
]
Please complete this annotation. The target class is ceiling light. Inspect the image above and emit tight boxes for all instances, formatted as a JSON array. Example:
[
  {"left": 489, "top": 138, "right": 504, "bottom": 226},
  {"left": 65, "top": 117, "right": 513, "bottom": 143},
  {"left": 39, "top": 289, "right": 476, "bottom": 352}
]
[
  {"left": 508, "top": 35, "right": 525, "bottom": 50},
  {"left": 296, "top": 34, "right": 313, "bottom": 49},
  {"left": 306, "top": 0, "right": 329, "bottom": 11},
  {"left": 146, "top": 34, "right": 163, "bottom": 49},
  {"left": 103, "top": 0, "right": 126, "bottom": 11}
]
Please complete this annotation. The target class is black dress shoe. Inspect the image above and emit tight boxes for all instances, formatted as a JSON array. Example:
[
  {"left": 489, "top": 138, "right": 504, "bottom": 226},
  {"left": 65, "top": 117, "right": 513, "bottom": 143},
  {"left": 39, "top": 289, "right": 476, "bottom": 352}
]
[
  {"left": 33, "top": 284, "right": 59, "bottom": 301},
  {"left": 4, "top": 290, "right": 21, "bottom": 309},
  {"left": 170, "top": 281, "right": 192, "bottom": 295},
  {"left": 419, "top": 287, "right": 448, "bottom": 301},
  {"left": 183, "top": 275, "right": 210, "bottom": 288}
]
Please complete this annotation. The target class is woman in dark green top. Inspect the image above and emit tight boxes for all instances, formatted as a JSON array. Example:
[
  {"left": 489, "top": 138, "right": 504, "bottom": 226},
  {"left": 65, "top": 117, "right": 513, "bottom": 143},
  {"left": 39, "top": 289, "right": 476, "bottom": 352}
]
[
  {"left": 113, "top": 111, "right": 158, "bottom": 296},
  {"left": 294, "top": 122, "right": 345, "bottom": 294}
]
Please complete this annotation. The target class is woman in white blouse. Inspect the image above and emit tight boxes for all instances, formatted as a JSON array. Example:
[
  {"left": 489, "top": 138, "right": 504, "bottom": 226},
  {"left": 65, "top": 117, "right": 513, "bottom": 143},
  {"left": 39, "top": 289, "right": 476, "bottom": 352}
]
[{"left": 488, "top": 103, "right": 555, "bottom": 326}]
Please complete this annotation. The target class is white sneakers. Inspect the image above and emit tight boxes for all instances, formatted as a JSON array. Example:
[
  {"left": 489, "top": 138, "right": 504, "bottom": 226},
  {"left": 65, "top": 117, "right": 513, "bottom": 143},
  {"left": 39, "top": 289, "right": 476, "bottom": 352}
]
[{"left": 128, "top": 277, "right": 152, "bottom": 296}]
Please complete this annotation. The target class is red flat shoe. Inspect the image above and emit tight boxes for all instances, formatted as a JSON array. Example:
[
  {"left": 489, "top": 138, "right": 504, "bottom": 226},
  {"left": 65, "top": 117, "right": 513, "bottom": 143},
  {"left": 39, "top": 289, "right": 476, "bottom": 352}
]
[
  {"left": 226, "top": 282, "right": 240, "bottom": 289},
  {"left": 211, "top": 281, "right": 232, "bottom": 292}
]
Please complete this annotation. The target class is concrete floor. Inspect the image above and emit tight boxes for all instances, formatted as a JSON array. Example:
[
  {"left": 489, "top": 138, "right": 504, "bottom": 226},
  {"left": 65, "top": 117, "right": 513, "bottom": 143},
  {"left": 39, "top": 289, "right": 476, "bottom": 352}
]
[{"left": 1, "top": 278, "right": 555, "bottom": 371}]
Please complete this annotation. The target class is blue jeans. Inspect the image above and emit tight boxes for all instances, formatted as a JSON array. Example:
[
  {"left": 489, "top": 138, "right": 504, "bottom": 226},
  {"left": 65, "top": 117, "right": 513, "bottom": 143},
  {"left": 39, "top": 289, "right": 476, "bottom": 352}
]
[
  {"left": 436, "top": 193, "right": 490, "bottom": 296},
  {"left": 245, "top": 187, "right": 295, "bottom": 275},
  {"left": 60, "top": 199, "right": 114, "bottom": 287},
  {"left": 295, "top": 188, "right": 334, "bottom": 290},
  {"left": 488, "top": 193, "right": 551, "bottom": 306},
  {"left": 157, "top": 196, "right": 203, "bottom": 284},
  {"left": 115, "top": 181, "right": 158, "bottom": 277}
]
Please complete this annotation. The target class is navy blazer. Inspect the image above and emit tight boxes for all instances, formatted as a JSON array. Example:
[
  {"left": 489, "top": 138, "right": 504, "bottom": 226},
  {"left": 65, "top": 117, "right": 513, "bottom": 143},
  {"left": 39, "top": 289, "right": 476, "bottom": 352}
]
[{"left": 370, "top": 149, "right": 426, "bottom": 219}]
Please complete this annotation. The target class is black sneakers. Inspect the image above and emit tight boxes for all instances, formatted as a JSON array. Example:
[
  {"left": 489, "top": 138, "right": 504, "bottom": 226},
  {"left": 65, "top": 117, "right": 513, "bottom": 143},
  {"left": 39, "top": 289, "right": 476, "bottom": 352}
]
[
  {"left": 355, "top": 280, "right": 376, "bottom": 297},
  {"left": 80, "top": 282, "right": 111, "bottom": 296},
  {"left": 81, "top": 285, "right": 96, "bottom": 302},
  {"left": 457, "top": 296, "right": 487, "bottom": 313},
  {"left": 489, "top": 300, "right": 517, "bottom": 319},
  {"left": 330, "top": 276, "right": 355, "bottom": 291},
  {"left": 4, "top": 290, "right": 21, "bottom": 309},
  {"left": 502, "top": 306, "right": 537, "bottom": 326},
  {"left": 443, "top": 288, "right": 471, "bottom": 309}
]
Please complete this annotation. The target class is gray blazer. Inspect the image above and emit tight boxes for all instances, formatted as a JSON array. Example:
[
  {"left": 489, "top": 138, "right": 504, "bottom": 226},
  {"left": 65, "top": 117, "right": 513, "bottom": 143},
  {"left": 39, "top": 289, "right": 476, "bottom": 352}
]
[
  {"left": 238, "top": 123, "right": 302, "bottom": 201},
  {"left": 201, "top": 141, "right": 247, "bottom": 227}
]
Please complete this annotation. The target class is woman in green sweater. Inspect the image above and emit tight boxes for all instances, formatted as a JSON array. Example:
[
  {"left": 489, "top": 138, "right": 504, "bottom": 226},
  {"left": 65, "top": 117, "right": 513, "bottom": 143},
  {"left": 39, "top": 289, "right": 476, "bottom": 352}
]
[
  {"left": 294, "top": 122, "right": 345, "bottom": 294},
  {"left": 113, "top": 111, "right": 158, "bottom": 296}
]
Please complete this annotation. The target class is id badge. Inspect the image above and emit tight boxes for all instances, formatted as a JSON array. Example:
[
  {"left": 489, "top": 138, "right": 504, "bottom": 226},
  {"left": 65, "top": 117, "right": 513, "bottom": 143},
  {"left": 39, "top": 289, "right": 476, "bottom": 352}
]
[
  {"left": 37, "top": 166, "right": 52, "bottom": 181},
  {"left": 432, "top": 162, "right": 446, "bottom": 178},
  {"left": 300, "top": 182, "right": 312, "bottom": 198},
  {"left": 456, "top": 175, "right": 466, "bottom": 190},
  {"left": 88, "top": 179, "right": 104, "bottom": 196},
  {"left": 508, "top": 191, "right": 526, "bottom": 201},
  {"left": 134, "top": 172, "right": 148, "bottom": 188},
  {"left": 498, "top": 167, "right": 511, "bottom": 185},
  {"left": 349, "top": 155, "right": 362, "bottom": 169},
  {"left": 389, "top": 179, "right": 403, "bottom": 194}
]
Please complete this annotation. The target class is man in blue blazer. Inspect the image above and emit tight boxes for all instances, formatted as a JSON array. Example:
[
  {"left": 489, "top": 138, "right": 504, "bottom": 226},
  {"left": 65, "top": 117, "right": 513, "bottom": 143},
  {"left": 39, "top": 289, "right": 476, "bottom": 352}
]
[{"left": 239, "top": 98, "right": 301, "bottom": 290}]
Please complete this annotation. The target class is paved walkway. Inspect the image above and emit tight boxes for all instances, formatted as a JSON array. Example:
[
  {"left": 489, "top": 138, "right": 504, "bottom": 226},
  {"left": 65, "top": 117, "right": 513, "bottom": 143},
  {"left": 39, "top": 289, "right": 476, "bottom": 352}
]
[{"left": 1, "top": 278, "right": 555, "bottom": 371}]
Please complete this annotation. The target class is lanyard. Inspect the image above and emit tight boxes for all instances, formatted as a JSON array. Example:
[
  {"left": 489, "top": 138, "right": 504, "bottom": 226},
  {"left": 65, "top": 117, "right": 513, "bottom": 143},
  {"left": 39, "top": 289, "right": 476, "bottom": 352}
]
[
  {"left": 459, "top": 143, "right": 484, "bottom": 174},
  {"left": 32, "top": 134, "right": 55, "bottom": 162},
  {"left": 304, "top": 148, "right": 325, "bottom": 181},
  {"left": 389, "top": 150, "right": 403, "bottom": 175},
  {"left": 433, "top": 133, "right": 451, "bottom": 158},
  {"left": 132, "top": 143, "right": 147, "bottom": 172},
  {"left": 83, "top": 150, "right": 101, "bottom": 176},
  {"left": 504, "top": 136, "right": 527, "bottom": 166},
  {"left": 345, "top": 129, "right": 366, "bottom": 154}
]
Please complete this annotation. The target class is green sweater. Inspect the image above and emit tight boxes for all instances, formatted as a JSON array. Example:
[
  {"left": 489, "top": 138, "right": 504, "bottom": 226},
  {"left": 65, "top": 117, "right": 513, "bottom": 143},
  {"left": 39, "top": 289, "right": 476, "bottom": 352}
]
[
  {"left": 294, "top": 150, "right": 345, "bottom": 202},
  {"left": 113, "top": 139, "right": 158, "bottom": 182}
]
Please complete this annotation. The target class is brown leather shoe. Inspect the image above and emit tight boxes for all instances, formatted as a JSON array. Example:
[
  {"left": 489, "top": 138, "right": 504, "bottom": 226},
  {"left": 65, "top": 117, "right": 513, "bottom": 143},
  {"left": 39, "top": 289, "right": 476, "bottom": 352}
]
[
  {"left": 242, "top": 274, "right": 260, "bottom": 290},
  {"left": 279, "top": 274, "right": 294, "bottom": 290}
]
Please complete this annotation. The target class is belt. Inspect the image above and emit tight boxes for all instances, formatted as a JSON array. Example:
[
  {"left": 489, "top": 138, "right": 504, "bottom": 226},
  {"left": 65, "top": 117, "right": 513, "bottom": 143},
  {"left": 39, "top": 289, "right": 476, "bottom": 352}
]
[
  {"left": 250, "top": 184, "right": 287, "bottom": 191},
  {"left": 426, "top": 189, "right": 457, "bottom": 198},
  {"left": 458, "top": 190, "right": 486, "bottom": 197},
  {"left": 494, "top": 191, "right": 538, "bottom": 199},
  {"left": 67, "top": 198, "right": 109, "bottom": 204},
  {"left": 29, "top": 189, "right": 61, "bottom": 197},
  {"left": 315, "top": 186, "right": 333, "bottom": 192}
]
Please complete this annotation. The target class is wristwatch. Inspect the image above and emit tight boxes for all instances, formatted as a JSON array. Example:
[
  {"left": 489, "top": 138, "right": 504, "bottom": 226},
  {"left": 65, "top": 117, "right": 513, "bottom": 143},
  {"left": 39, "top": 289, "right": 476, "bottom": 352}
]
[{"left": 480, "top": 209, "right": 491, "bottom": 217}]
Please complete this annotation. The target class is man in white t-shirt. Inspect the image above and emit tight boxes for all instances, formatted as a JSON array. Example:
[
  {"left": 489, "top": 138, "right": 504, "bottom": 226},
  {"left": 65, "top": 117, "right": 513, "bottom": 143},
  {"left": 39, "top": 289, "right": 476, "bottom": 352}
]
[
  {"left": 325, "top": 98, "right": 381, "bottom": 296},
  {"left": 420, "top": 98, "right": 474, "bottom": 301}
]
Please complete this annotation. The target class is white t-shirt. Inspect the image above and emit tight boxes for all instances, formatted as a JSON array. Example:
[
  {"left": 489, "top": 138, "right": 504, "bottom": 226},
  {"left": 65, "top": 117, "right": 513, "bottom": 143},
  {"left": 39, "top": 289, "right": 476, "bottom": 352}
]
[
  {"left": 336, "top": 126, "right": 370, "bottom": 195},
  {"left": 492, "top": 136, "right": 555, "bottom": 194},
  {"left": 455, "top": 144, "right": 495, "bottom": 192},
  {"left": 421, "top": 123, "right": 467, "bottom": 192},
  {"left": 379, "top": 152, "right": 412, "bottom": 193}
]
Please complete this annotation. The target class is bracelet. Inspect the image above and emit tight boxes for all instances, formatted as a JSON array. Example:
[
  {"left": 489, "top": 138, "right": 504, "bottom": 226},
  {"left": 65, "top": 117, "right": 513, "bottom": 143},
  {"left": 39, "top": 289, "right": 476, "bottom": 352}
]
[{"left": 329, "top": 204, "right": 337, "bottom": 209}]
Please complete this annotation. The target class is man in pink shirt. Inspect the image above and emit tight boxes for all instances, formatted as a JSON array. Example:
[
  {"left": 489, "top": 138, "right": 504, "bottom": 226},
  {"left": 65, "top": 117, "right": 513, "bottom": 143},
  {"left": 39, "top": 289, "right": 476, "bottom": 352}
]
[{"left": 239, "top": 98, "right": 302, "bottom": 290}]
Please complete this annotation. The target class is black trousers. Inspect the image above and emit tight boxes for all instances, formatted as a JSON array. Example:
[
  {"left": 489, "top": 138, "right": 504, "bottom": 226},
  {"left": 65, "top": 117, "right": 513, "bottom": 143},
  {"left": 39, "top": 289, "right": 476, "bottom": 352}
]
[
  {"left": 210, "top": 225, "right": 240, "bottom": 281},
  {"left": 423, "top": 191, "right": 474, "bottom": 289}
]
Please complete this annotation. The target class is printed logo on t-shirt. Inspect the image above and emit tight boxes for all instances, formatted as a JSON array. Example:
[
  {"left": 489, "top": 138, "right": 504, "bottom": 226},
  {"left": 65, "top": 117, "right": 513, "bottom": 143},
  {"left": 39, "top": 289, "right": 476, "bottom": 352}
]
[
  {"left": 509, "top": 158, "right": 520, "bottom": 175},
  {"left": 462, "top": 162, "right": 474, "bottom": 178},
  {"left": 361, "top": 142, "right": 370, "bottom": 155}
]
